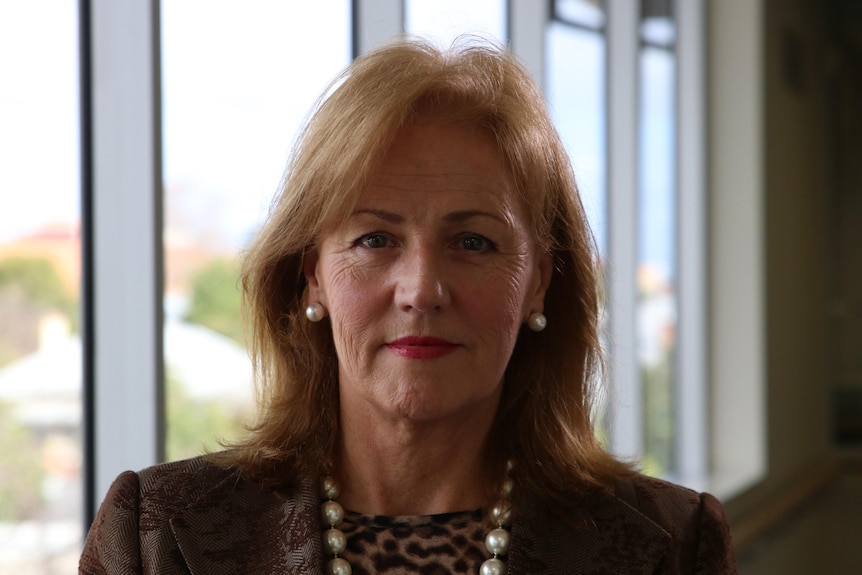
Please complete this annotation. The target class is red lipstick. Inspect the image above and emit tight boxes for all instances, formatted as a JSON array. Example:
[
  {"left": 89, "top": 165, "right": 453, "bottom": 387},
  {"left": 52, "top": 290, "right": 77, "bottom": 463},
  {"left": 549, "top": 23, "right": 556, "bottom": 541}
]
[{"left": 387, "top": 336, "right": 459, "bottom": 359}]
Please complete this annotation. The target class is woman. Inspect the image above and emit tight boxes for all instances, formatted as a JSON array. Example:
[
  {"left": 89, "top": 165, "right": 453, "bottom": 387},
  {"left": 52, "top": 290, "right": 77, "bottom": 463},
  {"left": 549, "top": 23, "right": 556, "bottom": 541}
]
[{"left": 80, "top": 39, "right": 737, "bottom": 574}]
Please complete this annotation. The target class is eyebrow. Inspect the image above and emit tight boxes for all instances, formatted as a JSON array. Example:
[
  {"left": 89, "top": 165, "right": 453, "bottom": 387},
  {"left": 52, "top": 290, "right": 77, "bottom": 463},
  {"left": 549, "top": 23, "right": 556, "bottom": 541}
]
[{"left": 352, "top": 208, "right": 508, "bottom": 225}]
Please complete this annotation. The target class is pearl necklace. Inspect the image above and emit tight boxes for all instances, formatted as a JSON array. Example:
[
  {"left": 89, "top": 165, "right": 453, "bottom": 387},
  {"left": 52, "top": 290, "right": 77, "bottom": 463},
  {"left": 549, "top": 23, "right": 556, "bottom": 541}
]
[{"left": 320, "top": 465, "right": 514, "bottom": 575}]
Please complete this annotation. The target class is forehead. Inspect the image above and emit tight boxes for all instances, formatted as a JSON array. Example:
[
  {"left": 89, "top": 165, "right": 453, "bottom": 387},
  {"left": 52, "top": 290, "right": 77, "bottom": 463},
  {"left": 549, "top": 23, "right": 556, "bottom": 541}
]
[{"left": 358, "top": 122, "right": 520, "bottom": 211}]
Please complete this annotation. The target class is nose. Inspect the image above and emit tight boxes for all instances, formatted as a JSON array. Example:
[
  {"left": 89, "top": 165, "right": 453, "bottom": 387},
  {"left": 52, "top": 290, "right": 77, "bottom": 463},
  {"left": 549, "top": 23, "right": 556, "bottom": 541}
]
[{"left": 394, "top": 244, "right": 450, "bottom": 313}]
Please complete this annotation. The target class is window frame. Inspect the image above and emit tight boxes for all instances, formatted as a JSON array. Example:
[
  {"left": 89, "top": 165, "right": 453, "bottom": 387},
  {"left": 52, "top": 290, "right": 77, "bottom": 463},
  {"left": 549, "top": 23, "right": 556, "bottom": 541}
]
[{"left": 82, "top": 0, "right": 164, "bottom": 524}]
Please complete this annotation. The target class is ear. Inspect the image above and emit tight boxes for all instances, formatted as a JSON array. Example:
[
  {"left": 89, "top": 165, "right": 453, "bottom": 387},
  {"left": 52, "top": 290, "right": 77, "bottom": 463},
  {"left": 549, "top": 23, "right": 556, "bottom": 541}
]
[
  {"left": 526, "top": 251, "right": 553, "bottom": 317},
  {"left": 302, "top": 247, "right": 325, "bottom": 305}
]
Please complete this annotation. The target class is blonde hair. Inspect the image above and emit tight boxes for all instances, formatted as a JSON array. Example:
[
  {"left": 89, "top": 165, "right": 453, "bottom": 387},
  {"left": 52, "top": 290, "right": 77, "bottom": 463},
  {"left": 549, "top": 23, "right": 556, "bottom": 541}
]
[{"left": 220, "top": 37, "right": 630, "bottom": 506}]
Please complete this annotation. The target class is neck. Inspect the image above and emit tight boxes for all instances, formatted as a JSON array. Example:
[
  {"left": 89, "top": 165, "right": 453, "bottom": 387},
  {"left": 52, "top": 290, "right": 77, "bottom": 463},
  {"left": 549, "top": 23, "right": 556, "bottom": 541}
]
[{"left": 335, "top": 400, "right": 499, "bottom": 516}]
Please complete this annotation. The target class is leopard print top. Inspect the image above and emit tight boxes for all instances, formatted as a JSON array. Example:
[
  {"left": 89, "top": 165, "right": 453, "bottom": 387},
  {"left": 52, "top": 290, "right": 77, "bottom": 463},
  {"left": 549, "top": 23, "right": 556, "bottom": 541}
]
[{"left": 339, "top": 508, "right": 491, "bottom": 574}]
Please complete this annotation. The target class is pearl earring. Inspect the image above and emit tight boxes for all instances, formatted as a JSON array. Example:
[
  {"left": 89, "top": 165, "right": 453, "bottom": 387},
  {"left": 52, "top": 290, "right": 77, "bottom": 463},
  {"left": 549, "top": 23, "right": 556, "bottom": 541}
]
[
  {"left": 527, "top": 312, "right": 547, "bottom": 332},
  {"left": 306, "top": 303, "right": 327, "bottom": 322}
]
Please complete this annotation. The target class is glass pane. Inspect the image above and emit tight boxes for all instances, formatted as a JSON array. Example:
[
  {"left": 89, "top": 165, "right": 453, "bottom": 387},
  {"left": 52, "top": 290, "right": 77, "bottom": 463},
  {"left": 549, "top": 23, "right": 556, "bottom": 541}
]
[
  {"left": 555, "top": 0, "right": 606, "bottom": 30},
  {"left": 161, "top": 1, "right": 351, "bottom": 461},
  {"left": 0, "top": 2, "right": 82, "bottom": 572},
  {"left": 640, "top": 0, "right": 675, "bottom": 47},
  {"left": 546, "top": 22, "right": 607, "bottom": 257},
  {"left": 405, "top": 0, "right": 507, "bottom": 47},
  {"left": 637, "top": 39, "right": 677, "bottom": 476},
  {"left": 546, "top": 19, "right": 609, "bottom": 443}
]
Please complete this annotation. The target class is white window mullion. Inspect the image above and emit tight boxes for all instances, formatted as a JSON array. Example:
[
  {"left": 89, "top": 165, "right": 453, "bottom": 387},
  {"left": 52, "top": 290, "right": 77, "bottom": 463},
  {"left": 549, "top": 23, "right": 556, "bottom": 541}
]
[
  {"left": 676, "top": 0, "right": 708, "bottom": 489},
  {"left": 509, "top": 0, "right": 548, "bottom": 86},
  {"left": 708, "top": 0, "right": 766, "bottom": 498},
  {"left": 90, "top": 0, "right": 163, "bottom": 507},
  {"left": 606, "top": 0, "right": 641, "bottom": 462},
  {"left": 354, "top": 0, "right": 403, "bottom": 55}
]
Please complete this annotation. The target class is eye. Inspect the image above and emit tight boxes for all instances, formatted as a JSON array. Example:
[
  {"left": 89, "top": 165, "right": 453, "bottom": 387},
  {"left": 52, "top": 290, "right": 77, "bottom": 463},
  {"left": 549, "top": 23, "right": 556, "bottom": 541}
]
[
  {"left": 357, "top": 233, "right": 392, "bottom": 249},
  {"left": 458, "top": 234, "right": 495, "bottom": 252}
]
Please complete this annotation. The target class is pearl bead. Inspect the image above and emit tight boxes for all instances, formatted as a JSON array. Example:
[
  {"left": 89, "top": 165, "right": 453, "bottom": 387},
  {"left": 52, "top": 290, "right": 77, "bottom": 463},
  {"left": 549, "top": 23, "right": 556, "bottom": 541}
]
[
  {"left": 306, "top": 303, "right": 326, "bottom": 322},
  {"left": 323, "top": 528, "right": 347, "bottom": 555},
  {"left": 480, "top": 557, "right": 507, "bottom": 575},
  {"left": 501, "top": 478, "right": 514, "bottom": 498},
  {"left": 321, "top": 476, "right": 340, "bottom": 500},
  {"left": 527, "top": 312, "right": 547, "bottom": 332},
  {"left": 485, "top": 528, "right": 511, "bottom": 556},
  {"left": 490, "top": 500, "right": 513, "bottom": 526},
  {"left": 321, "top": 500, "right": 344, "bottom": 527},
  {"left": 326, "top": 557, "right": 352, "bottom": 575}
]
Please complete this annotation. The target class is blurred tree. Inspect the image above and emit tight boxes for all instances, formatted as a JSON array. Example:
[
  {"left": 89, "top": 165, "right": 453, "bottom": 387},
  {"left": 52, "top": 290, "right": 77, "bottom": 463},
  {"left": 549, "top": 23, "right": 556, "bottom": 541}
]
[
  {"left": 642, "top": 354, "right": 674, "bottom": 477},
  {"left": 165, "top": 368, "right": 248, "bottom": 461},
  {"left": 183, "top": 258, "right": 243, "bottom": 344},
  {"left": 0, "top": 256, "right": 77, "bottom": 365},
  {"left": 0, "top": 402, "right": 44, "bottom": 520},
  {"left": 0, "top": 257, "right": 76, "bottom": 320}
]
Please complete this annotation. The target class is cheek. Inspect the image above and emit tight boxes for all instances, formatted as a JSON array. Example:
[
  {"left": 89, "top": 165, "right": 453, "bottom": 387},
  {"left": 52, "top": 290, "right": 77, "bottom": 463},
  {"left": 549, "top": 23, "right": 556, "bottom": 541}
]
[
  {"left": 319, "top": 260, "right": 386, "bottom": 356},
  {"left": 319, "top": 256, "right": 371, "bottom": 309},
  {"left": 465, "top": 267, "right": 532, "bottom": 338}
]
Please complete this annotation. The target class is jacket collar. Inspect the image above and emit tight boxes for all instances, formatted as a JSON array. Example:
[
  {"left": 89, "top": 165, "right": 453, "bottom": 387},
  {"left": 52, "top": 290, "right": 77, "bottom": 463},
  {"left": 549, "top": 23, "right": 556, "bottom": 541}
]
[{"left": 168, "top": 470, "right": 670, "bottom": 575}]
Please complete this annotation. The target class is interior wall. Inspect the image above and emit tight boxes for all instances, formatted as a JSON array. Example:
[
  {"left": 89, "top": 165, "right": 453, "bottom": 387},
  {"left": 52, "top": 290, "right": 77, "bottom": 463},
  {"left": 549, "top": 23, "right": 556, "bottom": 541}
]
[
  {"left": 762, "top": 0, "right": 832, "bottom": 480},
  {"left": 729, "top": 0, "right": 854, "bottom": 571},
  {"left": 832, "top": 1, "right": 862, "bottom": 443},
  {"left": 737, "top": 471, "right": 862, "bottom": 574}
]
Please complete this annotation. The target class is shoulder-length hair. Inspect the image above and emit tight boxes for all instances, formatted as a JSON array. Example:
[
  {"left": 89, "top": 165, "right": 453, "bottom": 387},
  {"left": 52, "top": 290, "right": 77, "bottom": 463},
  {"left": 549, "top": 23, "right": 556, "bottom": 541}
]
[{"left": 219, "top": 37, "right": 630, "bottom": 507}]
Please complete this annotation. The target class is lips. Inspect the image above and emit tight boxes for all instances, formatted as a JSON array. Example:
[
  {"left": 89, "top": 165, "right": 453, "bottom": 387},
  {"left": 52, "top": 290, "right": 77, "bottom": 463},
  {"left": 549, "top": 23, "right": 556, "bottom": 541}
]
[{"left": 386, "top": 336, "right": 460, "bottom": 359}]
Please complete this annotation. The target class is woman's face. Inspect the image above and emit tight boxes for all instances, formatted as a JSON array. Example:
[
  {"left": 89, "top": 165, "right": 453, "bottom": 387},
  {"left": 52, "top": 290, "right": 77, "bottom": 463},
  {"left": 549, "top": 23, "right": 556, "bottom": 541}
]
[{"left": 305, "top": 122, "right": 551, "bottom": 424}]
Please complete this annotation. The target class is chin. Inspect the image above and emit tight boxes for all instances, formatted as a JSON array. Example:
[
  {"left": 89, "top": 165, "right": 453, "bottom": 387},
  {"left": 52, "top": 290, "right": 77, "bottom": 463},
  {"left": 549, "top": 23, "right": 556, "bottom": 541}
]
[
  {"left": 383, "top": 387, "right": 496, "bottom": 425},
  {"left": 385, "top": 396, "right": 455, "bottom": 423}
]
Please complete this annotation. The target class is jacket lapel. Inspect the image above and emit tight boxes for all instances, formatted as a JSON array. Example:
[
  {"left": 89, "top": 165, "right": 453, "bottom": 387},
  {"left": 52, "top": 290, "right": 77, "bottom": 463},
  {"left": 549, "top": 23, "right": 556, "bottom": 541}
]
[
  {"left": 169, "top": 473, "right": 325, "bottom": 575},
  {"left": 509, "top": 489, "right": 671, "bottom": 574}
]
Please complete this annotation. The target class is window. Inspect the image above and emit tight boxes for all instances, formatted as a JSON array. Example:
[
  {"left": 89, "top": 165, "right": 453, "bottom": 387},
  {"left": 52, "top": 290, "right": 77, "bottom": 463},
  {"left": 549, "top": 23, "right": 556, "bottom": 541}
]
[
  {"left": 160, "top": 1, "right": 352, "bottom": 460},
  {"left": 637, "top": 0, "right": 677, "bottom": 478},
  {"left": 0, "top": 2, "right": 82, "bottom": 572},
  {"left": 545, "top": 0, "right": 709, "bottom": 487},
  {"left": 547, "top": 1, "right": 608, "bottom": 255}
]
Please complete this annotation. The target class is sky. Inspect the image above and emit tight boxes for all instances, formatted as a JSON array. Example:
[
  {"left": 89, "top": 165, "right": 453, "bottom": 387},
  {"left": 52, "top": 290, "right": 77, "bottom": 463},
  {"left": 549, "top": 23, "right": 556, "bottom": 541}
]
[
  {"left": 160, "top": 0, "right": 352, "bottom": 250},
  {"left": 0, "top": 2, "right": 80, "bottom": 242}
]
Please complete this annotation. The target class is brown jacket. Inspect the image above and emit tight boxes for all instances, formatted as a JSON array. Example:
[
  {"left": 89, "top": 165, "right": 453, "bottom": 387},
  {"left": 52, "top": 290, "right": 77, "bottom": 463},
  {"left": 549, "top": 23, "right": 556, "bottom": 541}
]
[{"left": 79, "top": 456, "right": 737, "bottom": 574}]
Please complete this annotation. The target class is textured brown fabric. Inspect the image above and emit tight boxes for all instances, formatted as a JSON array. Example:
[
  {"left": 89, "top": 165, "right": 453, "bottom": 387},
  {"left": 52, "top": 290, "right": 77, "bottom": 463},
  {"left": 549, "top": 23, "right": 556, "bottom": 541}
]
[{"left": 79, "top": 456, "right": 738, "bottom": 574}]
